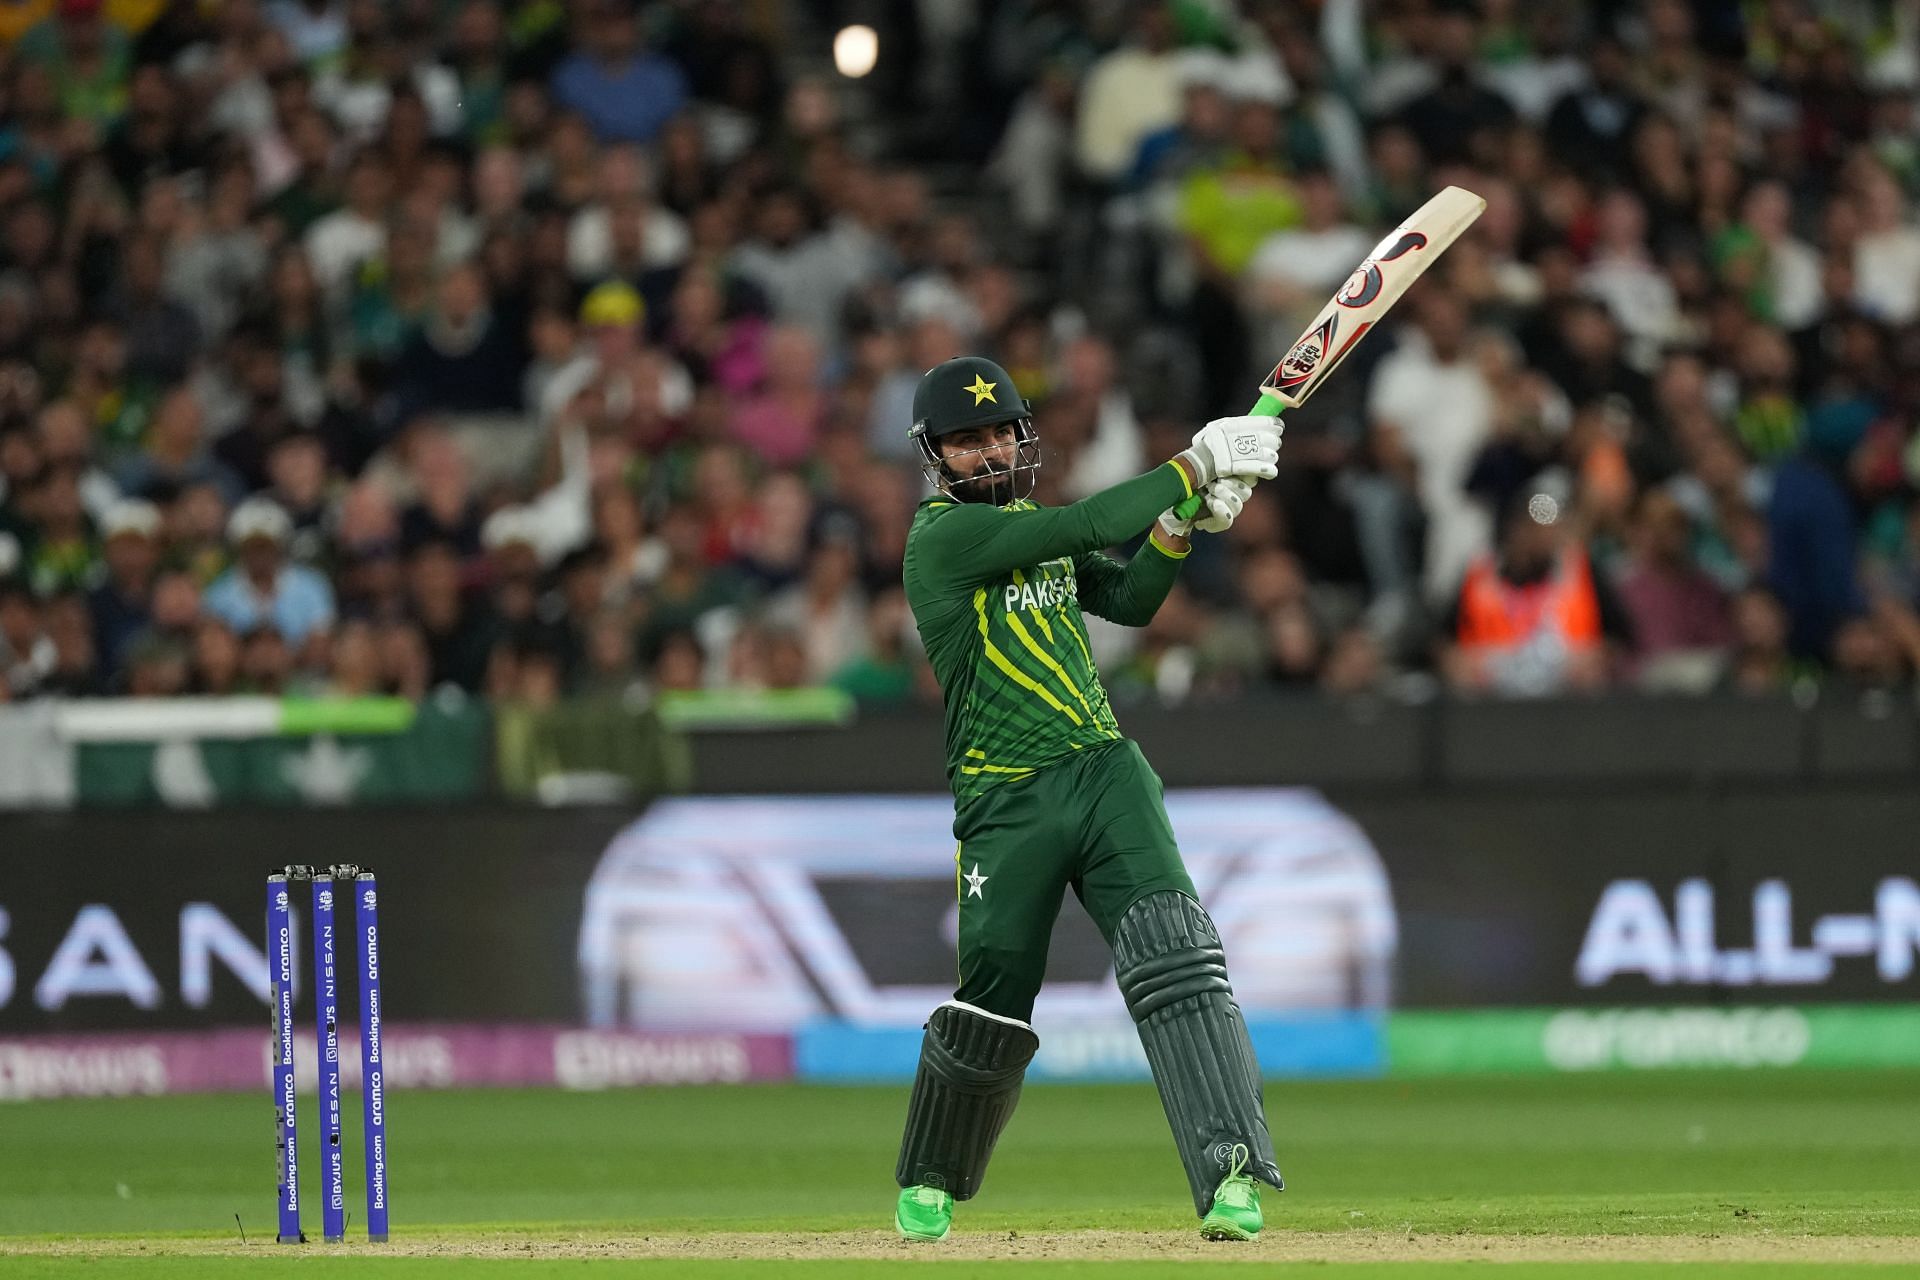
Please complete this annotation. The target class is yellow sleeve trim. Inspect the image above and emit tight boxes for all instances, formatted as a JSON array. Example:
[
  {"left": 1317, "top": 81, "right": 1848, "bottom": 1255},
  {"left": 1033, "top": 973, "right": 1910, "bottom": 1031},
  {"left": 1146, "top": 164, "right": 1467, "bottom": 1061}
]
[
  {"left": 1149, "top": 526, "right": 1191, "bottom": 559},
  {"left": 1165, "top": 458, "right": 1195, "bottom": 499}
]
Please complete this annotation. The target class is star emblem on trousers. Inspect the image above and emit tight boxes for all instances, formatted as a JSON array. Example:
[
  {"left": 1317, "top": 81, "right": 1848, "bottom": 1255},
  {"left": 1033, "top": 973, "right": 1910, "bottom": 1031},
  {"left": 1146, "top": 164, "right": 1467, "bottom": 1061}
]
[{"left": 963, "top": 863, "right": 988, "bottom": 898}]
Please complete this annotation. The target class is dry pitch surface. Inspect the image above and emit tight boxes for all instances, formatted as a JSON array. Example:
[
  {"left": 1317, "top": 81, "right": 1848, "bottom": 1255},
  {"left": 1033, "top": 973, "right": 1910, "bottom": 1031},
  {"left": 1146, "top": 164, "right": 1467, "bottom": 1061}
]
[{"left": 7, "top": 1228, "right": 1920, "bottom": 1263}]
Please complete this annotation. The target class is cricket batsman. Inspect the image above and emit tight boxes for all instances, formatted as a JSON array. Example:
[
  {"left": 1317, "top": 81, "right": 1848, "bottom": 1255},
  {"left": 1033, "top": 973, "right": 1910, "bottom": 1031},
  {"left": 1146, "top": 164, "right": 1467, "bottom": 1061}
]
[{"left": 891, "top": 356, "right": 1286, "bottom": 1242}]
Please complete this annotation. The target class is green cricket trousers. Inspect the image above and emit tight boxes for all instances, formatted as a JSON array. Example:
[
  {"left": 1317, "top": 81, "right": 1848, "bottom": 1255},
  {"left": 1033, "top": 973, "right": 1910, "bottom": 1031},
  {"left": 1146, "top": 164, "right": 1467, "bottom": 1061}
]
[{"left": 951, "top": 738, "right": 1197, "bottom": 1022}]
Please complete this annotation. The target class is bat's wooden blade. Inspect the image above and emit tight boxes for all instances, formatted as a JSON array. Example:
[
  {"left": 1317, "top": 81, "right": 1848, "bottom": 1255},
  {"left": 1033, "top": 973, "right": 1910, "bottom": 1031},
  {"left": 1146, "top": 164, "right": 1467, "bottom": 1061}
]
[{"left": 1261, "top": 185, "right": 1486, "bottom": 408}]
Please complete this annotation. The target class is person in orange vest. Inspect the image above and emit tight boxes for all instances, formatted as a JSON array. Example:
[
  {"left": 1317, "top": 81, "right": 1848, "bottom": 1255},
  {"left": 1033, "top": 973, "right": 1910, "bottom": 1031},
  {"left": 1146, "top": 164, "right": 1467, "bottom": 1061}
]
[{"left": 1439, "top": 484, "right": 1633, "bottom": 696}]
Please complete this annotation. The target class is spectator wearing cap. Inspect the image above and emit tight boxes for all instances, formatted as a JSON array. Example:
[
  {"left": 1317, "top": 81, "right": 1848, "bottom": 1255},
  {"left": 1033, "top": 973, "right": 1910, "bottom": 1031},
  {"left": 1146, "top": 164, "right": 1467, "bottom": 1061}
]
[
  {"left": 88, "top": 496, "right": 160, "bottom": 672},
  {"left": 550, "top": 0, "right": 687, "bottom": 145},
  {"left": 539, "top": 280, "right": 692, "bottom": 430},
  {"left": 202, "top": 497, "right": 336, "bottom": 656}
]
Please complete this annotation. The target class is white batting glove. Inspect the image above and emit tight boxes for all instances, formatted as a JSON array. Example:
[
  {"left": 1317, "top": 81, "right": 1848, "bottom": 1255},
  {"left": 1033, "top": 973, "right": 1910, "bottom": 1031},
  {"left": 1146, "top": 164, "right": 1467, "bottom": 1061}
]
[
  {"left": 1194, "top": 477, "right": 1253, "bottom": 534},
  {"left": 1156, "top": 476, "right": 1254, "bottom": 541},
  {"left": 1175, "top": 414, "right": 1283, "bottom": 487}
]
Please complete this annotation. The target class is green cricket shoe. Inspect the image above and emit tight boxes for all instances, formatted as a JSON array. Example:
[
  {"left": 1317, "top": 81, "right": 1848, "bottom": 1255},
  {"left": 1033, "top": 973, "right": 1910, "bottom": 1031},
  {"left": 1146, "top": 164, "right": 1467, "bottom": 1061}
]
[
  {"left": 1199, "top": 1144, "right": 1262, "bottom": 1241},
  {"left": 895, "top": 1185, "right": 954, "bottom": 1241}
]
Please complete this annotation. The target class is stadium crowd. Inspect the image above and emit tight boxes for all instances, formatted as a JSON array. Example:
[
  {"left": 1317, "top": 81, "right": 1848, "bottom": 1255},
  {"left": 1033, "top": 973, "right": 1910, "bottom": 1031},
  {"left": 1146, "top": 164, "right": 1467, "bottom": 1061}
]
[{"left": 1, "top": 0, "right": 1919, "bottom": 709}]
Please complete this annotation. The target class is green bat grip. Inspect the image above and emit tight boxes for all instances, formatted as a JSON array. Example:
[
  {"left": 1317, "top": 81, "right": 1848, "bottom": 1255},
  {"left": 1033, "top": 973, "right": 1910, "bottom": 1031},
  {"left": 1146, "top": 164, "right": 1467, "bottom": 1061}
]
[{"left": 1171, "top": 393, "right": 1286, "bottom": 521}]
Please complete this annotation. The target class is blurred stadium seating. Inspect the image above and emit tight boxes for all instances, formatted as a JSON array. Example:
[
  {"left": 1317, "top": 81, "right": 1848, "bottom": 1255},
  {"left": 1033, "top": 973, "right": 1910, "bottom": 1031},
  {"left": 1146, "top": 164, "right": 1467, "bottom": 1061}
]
[{"left": 0, "top": 0, "right": 1916, "bottom": 721}]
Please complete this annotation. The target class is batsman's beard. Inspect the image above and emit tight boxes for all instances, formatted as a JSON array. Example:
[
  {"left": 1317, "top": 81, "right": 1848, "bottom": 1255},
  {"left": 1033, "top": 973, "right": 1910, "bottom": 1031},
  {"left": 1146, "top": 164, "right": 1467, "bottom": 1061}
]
[{"left": 954, "top": 459, "right": 1014, "bottom": 506}]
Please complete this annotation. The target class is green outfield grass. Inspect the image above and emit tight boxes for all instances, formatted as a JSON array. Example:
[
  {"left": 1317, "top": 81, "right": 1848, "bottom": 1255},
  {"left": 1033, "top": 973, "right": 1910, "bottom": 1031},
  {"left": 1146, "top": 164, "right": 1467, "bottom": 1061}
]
[
  {"left": 2, "top": 1072, "right": 1918, "bottom": 1275},
  {"left": 0, "top": 1266, "right": 1910, "bottom": 1280}
]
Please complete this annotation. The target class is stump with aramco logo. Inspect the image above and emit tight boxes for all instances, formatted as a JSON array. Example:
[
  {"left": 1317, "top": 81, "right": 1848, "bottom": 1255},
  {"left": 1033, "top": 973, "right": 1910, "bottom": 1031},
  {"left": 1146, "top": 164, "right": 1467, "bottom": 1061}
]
[{"left": 266, "top": 864, "right": 389, "bottom": 1244}]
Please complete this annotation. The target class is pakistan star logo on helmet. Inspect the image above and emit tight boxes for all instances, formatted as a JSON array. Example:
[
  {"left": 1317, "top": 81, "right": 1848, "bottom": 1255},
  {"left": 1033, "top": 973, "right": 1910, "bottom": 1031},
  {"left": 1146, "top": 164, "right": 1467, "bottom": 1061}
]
[{"left": 908, "top": 356, "right": 1042, "bottom": 504}]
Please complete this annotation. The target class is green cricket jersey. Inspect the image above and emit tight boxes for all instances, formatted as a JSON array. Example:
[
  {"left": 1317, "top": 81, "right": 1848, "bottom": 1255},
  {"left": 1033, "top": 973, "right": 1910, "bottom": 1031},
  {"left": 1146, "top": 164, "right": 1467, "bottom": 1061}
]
[{"left": 902, "top": 461, "right": 1194, "bottom": 806}]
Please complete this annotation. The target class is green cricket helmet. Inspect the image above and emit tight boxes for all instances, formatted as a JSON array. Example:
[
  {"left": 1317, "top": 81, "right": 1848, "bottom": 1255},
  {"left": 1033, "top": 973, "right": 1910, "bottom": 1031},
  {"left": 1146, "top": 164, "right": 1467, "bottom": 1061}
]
[{"left": 908, "top": 356, "right": 1042, "bottom": 504}]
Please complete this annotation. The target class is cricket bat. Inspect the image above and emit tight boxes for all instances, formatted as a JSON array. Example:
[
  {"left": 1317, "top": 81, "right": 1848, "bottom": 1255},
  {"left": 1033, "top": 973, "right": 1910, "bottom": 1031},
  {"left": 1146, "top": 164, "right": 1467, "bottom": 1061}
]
[{"left": 1172, "top": 184, "right": 1486, "bottom": 520}]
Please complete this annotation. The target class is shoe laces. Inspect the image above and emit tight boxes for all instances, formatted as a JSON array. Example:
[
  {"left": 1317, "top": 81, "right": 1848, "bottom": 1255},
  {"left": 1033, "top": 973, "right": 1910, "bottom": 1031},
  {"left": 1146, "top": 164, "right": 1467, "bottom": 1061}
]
[
  {"left": 909, "top": 1186, "right": 950, "bottom": 1209},
  {"left": 1216, "top": 1143, "right": 1258, "bottom": 1207}
]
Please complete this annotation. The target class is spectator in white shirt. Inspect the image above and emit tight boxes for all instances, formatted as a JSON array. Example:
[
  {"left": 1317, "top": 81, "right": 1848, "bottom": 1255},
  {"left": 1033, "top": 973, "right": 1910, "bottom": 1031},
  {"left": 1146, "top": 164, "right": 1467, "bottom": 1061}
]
[
  {"left": 1073, "top": 2, "right": 1182, "bottom": 184},
  {"left": 1739, "top": 180, "right": 1822, "bottom": 330},
  {"left": 1851, "top": 162, "right": 1920, "bottom": 325},
  {"left": 1246, "top": 169, "right": 1375, "bottom": 362},
  {"left": 566, "top": 144, "right": 691, "bottom": 283},
  {"left": 1053, "top": 335, "right": 1145, "bottom": 501},
  {"left": 1367, "top": 292, "right": 1497, "bottom": 601},
  {"left": 303, "top": 153, "right": 389, "bottom": 297},
  {"left": 1580, "top": 188, "right": 1682, "bottom": 365}
]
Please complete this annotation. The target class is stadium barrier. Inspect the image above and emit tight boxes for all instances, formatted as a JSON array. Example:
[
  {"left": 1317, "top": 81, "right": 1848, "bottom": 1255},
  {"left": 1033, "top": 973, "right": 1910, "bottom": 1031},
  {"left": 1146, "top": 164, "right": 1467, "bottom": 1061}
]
[
  {"left": 0, "top": 692, "right": 1913, "bottom": 809},
  {"left": 3, "top": 780, "right": 1917, "bottom": 1091}
]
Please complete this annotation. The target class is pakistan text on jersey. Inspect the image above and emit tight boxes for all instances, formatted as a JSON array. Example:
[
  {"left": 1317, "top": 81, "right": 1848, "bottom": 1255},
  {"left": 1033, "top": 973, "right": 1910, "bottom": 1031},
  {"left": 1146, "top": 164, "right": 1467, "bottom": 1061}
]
[{"left": 1003, "top": 571, "right": 1078, "bottom": 613}]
